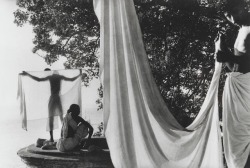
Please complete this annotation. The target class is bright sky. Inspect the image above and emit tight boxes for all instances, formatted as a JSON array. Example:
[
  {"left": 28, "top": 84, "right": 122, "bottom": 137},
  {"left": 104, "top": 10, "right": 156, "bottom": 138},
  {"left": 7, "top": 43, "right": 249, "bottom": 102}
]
[{"left": 0, "top": 0, "right": 100, "bottom": 120}]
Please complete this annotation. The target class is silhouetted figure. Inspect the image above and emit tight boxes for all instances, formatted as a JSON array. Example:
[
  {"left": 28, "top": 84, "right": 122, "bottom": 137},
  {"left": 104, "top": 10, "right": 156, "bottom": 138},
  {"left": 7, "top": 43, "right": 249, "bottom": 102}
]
[
  {"left": 215, "top": 2, "right": 250, "bottom": 168},
  {"left": 23, "top": 69, "right": 81, "bottom": 142},
  {"left": 216, "top": 7, "right": 250, "bottom": 73},
  {"left": 56, "top": 104, "right": 94, "bottom": 152}
]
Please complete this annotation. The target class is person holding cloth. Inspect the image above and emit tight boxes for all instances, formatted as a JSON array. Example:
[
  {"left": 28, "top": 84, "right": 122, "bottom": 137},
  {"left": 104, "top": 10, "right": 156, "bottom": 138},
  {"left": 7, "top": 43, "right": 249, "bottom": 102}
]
[
  {"left": 23, "top": 69, "right": 82, "bottom": 142},
  {"left": 215, "top": 1, "right": 250, "bottom": 167}
]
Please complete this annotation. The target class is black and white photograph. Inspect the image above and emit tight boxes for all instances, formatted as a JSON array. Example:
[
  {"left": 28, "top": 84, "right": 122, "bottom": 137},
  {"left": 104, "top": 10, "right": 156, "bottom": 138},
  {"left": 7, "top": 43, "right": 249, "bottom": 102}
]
[{"left": 0, "top": 0, "right": 250, "bottom": 167}]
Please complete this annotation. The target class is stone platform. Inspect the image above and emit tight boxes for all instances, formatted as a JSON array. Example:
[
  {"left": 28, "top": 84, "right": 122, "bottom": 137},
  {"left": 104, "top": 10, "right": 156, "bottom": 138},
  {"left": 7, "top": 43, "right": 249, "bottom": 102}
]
[{"left": 17, "top": 138, "right": 114, "bottom": 168}]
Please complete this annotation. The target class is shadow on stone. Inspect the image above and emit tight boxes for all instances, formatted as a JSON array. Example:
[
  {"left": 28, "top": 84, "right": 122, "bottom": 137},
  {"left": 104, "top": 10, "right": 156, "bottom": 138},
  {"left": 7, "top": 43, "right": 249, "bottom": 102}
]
[{"left": 17, "top": 138, "right": 113, "bottom": 168}]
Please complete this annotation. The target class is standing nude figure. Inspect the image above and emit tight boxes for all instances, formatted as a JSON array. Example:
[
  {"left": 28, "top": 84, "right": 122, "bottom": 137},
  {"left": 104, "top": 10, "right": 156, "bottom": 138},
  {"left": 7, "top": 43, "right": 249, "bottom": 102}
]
[{"left": 23, "top": 69, "right": 81, "bottom": 142}]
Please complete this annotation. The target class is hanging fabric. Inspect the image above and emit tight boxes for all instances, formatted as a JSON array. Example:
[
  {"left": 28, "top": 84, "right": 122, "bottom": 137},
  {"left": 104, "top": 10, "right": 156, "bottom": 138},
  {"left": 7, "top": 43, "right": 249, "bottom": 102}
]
[
  {"left": 93, "top": 0, "right": 223, "bottom": 167},
  {"left": 223, "top": 72, "right": 250, "bottom": 168},
  {"left": 17, "top": 69, "right": 82, "bottom": 131}
]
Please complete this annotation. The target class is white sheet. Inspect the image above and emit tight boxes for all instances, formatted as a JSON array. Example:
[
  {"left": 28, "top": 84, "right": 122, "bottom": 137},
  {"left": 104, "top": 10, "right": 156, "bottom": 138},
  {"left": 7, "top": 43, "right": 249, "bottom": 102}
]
[
  {"left": 17, "top": 69, "right": 82, "bottom": 131},
  {"left": 93, "top": 0, "right": 223, "bottom": 167}
]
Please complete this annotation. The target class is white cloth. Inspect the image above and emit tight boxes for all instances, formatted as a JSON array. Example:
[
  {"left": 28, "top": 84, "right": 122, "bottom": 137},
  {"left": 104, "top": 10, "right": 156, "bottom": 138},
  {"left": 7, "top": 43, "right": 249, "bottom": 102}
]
[
  {"left": 94, "top": 0, "right": 223, "bottom": 167},
  {"left": 223, "top": 72, "right": 250, "bottom": 168},
  {"left": 17, "top": 69, "right": 82, "bottom": 131}
]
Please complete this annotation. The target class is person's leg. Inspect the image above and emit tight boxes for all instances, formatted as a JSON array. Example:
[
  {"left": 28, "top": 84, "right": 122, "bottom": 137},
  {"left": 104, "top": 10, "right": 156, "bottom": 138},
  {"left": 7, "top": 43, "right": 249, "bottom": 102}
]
[
  {"left": 48, "top": 102, "right": 55, "bottom": 142},
  {"left": 49, "top": 116, "right": 54, "bottom": 142},
  {"left": 48, "top": 97, "right": 55, "bottom": 142},
  {"left": 58, "top": 99, "right": 63, "bottom": 123},
  {"left": 49, "top": 130, "right": 54, "bottom": 142}
]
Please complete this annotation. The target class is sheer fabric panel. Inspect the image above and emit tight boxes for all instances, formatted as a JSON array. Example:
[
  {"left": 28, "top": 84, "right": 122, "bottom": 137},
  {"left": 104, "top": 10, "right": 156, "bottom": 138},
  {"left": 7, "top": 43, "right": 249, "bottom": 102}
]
[{"left": 17, "top": 69, "right": 82, "bottom": 131}]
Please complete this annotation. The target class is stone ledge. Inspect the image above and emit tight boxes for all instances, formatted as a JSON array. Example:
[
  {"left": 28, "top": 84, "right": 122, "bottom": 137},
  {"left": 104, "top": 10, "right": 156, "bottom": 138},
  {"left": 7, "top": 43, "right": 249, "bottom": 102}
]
[{"left": 17, "top": 144, "right": 114, "bottom": 168}]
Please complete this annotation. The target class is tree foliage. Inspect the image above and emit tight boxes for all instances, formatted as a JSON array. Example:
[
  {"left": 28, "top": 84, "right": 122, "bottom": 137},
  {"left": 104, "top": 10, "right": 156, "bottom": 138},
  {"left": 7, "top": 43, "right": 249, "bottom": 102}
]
[
  {"left": 14, "top": 0, "right": 100, "bottom": 82},
  {"left": 134, "top": 0, "right": 237, "bottom": 126},
  {"left": 14, "top": 0, "right": 249, "bottom": 127}
]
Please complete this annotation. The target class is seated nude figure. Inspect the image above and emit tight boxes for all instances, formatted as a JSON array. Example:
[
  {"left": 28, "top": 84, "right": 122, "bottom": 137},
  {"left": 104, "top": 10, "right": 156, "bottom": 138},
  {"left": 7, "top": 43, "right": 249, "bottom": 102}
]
[
  {"left": 39, "top": 104, "right": 93, "bottom": 152},
  {"left": 56, "top": 104, "right": 93, "bottom": 152}
]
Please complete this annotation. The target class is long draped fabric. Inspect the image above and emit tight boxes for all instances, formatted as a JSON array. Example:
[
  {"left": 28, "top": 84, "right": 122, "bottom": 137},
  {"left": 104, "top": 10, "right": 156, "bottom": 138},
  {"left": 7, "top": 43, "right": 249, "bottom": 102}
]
[
  {"left": 93, "top": 0, "right": 223, "bottom": 167},
  {"left": 17, "top": 69, "right": 82, "bottom": 131},
  {"left": 223, "top": 72, "right": 250, "bottom": 168}
]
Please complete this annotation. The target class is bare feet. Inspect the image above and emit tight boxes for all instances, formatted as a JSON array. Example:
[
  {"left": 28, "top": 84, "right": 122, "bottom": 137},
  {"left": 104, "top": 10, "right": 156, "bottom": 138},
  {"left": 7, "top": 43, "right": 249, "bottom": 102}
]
[{"left": 41, "top": 141, "right": 57, "bottom": 150}]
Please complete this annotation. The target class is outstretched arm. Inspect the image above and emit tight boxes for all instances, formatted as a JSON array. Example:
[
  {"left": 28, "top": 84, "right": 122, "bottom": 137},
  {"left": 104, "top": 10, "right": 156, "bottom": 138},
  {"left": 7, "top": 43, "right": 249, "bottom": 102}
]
[
  {"left": 22, "top": 71, "right": 49, "bottom": 81},
  {"left": 61, "top": 70, "right": 82, "bottom": 81},
  {"left": 216, "top": 33, "right": 250, "bottom": 71},
  {"left": 216, "top": 50, "right": 249, "bottom": 71},
  {"left": 216, "top": 50, "right": 247, "bottom": 64},
  {"left": 61, "top": 74, "right": 81, "bottom": 81}
]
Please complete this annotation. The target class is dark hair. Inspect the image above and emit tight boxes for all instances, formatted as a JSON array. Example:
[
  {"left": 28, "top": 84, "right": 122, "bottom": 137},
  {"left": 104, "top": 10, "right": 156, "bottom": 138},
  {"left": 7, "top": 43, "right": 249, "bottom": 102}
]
[
  {"left": 67, "top": 104, "right": 80, "bottom": 116},
  {"left": 224, "top": 0, "right": 246, "bottom": 15},
  {"left": 44, "top": 68, "right": 51, "bottom": 71}
]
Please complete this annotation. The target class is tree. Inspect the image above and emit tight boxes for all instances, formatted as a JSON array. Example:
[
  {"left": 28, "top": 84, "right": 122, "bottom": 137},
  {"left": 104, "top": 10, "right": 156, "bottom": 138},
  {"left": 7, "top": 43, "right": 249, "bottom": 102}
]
[
  {"left": 14, "top": 0, "right": 100, "bottom": 84},
  {"left": 14, "top": 0, "right": 248, "bottom": 127},
  {"left": 134, "top": 0, "right": 240, "bottom": 126}
]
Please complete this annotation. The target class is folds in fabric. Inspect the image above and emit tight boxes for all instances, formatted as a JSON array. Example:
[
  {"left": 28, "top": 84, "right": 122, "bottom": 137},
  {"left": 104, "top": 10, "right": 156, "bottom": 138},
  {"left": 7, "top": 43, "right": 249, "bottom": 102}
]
[
  {"left": 17, "top": 69, "right": 82, "bottom": 131},
  {"left": 94, "top": 0, "right": 223, "bottom": 167},
  {"left": 223, "top": 72, "right": 250, "bottom": 168}
]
